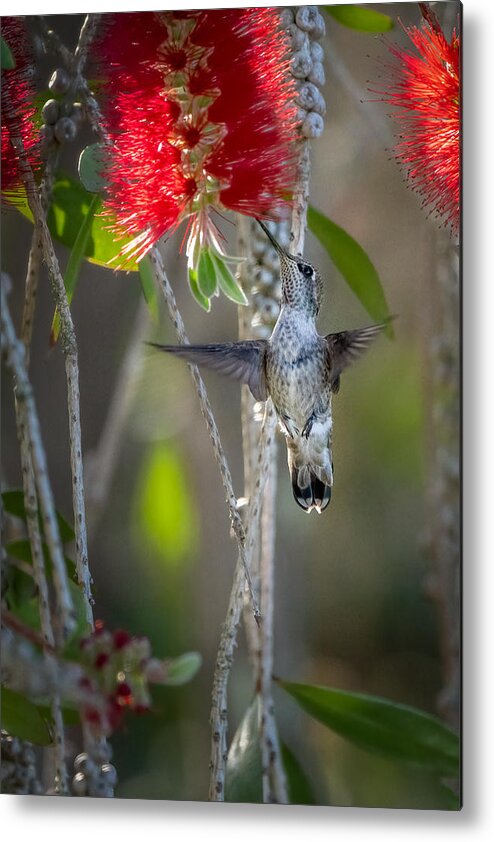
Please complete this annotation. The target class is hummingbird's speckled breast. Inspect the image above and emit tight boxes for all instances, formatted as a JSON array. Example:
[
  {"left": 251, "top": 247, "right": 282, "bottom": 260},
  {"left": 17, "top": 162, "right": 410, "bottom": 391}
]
[{"left": 266, "top": 309, "right": 330, "bottom": 435}]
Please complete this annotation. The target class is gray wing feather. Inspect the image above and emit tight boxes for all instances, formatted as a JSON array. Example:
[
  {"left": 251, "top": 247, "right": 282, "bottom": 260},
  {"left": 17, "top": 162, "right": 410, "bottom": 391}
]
[
  {"left": 148, "top": 341, "right": 268, "bottom": 401},
  {"left": 325, "top": 323, "right": 387, "bottom": 387}
]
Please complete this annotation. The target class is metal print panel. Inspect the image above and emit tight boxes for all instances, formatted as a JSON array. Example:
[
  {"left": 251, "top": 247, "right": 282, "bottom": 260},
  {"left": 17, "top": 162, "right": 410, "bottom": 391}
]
[{"left": 1, "top": 2, "right": 461, "bottom": 809}]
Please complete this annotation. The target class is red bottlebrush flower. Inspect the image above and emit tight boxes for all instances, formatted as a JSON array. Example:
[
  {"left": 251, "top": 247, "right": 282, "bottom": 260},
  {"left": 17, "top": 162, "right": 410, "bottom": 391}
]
[
  {"left": 375, "top": 19, "right": 460, "bottom": 234},
  {"left": 92, "top": 9, "right": 299, "bottom": 267},
  {"left": 1, "top": 17, "right": 39, "bottom": 200}
]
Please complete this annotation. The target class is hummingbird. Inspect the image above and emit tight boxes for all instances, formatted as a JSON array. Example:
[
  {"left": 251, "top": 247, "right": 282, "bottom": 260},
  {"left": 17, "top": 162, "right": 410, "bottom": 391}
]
[{"left": 150, "top": 220, "right": 388, "bottom": 513}]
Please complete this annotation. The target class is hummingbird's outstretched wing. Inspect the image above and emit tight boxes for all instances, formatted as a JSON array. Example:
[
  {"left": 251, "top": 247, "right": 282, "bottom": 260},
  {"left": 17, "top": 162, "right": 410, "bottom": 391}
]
[
  {"left": 148, "top": 341, "right": 268, "bottom": 401},
  {"left": 325, "top": 322, "right": 388, "bottom": 392}
]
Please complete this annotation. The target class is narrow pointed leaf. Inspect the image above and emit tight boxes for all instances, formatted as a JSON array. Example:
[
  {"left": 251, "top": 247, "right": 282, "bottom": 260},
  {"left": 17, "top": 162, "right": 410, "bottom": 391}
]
[
  {"left": 197, "top": 248, "right": 218, "bottom": 298},
  {"left": 281, "top": 743, "right": 316, "bottom": 806},
  {"left": 308, "top": 205, "right": 392, "bottom": 334},
  {"left": 225, "top": 697, "right": 316, "bottom": 805},
  {"left": 188, "top": 268, "right": 211, "bottom": 312},
  {"left": 6, "top": 539, "right": 77, "bottom": 580},
  {"left": 50, "top": 193, "right": 99, "bottom": 345},
  {"left": 139, "top": 255, "right": 159, "bottom": 323},
  {"left": 225, "top": 698, "right": 262, "bottom": 803},
  {"left": 1, "top": 688, "right": 53, "bottom": 746},
  {"left": 13, "top": 173, "right": 139, "bottom": 271},
  {"left": 212, "top": 254, "right": 248, "bottom": 305},
  {"left": 3, "top": 563, "right": 36, "bottom": 608},
  {"left": 325, "top": 5, "right": 394, "bottom": 32},
  {"left": 2, "top": 490, "right": 75, "bottom": 542},
  {"left": 278, "top": 680, "right": 459, "bottom": 777},
  {"left": 78, "top": 143, "right": 108, "bottom": 193},
  {"left": 162, "top": 652, "right": 202, "bottom": 686},
  {"left": 1, "top": 35, "right": 16, "bottom": 69}
]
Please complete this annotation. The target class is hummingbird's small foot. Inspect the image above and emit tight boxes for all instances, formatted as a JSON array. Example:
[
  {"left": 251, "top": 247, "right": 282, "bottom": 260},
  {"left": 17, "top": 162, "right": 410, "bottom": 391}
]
[
  {"left": 302, "top": 413, "right": 316, "bottom": 439},
  {"left": 280, "top": 414, "right": 298, "bottom": 438}
]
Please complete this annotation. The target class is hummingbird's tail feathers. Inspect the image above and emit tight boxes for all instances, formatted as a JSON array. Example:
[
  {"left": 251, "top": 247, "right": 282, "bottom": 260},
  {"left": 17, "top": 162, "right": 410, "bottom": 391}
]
[
  {"left": 287, "top": 440, "right": 332, "bottom": 513},
  {"left": 311, "top": 475, "right": 332, "bottom": 513},
  {"left": 290, "top": 465, "right": 313, "bottom": 511},
  {"left": 289, "top": 463, "right": 332, "bottom": 513}
]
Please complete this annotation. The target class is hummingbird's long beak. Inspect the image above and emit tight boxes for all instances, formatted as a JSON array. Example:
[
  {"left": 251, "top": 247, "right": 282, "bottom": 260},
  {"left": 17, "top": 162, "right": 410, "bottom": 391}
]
[{"left": 256, "top": 218, "right": 287, "bottom": 258}]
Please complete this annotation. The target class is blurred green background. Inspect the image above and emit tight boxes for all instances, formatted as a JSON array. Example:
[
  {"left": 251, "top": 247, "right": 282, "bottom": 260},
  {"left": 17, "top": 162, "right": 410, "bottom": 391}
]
[{"left": 1, "top": 5, "right": 459, "bottom": 808}]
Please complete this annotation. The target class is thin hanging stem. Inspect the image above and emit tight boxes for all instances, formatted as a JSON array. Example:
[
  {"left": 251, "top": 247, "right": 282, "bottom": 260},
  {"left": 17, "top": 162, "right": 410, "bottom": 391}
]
[
  {"left": 258, "top": 457, "right": 287, "bottom": 804},
  {"left": 148, "top": 245, "right": 260, "bottom": 622},
  {"left": 208, "top": 402, "right": 277, "bottom": 801},
  {"left": 15, "top": 393, "right": 69, "bottom": 793},
  {"left": 3, "top": 70, "right": 93, "bottom": 630},
  {"left": 1, "top": 280, "right": 75, "bottom": 640}
]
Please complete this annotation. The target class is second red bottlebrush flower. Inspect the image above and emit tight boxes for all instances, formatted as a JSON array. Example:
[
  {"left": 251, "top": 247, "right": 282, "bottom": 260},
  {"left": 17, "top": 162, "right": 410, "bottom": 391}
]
[
  {"left": 93, "top": 9, "right": 300, "bottom": 305},
  {"left": 374, "top": 15, "right": 460, "bottom": 235},
  {"left": 1, "top": 17, "right": 40, "bottom": 202}
]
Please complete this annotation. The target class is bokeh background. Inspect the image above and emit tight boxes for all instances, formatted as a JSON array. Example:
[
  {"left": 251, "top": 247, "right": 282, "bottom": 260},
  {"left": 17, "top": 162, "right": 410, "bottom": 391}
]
[{"left": 1, "top": 4, "right": 460, "bottom": 809}]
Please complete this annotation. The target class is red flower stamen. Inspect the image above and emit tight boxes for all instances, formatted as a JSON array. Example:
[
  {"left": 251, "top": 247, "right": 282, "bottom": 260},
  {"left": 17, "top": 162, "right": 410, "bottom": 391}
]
[
  {"left": 1, "top": 17, "right": 40, "bottom": 202},
  {"left": 373, "top": 18, "right": 460, "bottom": 234}
]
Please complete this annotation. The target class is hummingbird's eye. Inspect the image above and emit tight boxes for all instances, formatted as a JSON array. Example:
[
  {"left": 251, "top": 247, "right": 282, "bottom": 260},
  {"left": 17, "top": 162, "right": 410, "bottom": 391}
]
[{"left": 298, "top": 262, "right": 313, "bottom": 278}]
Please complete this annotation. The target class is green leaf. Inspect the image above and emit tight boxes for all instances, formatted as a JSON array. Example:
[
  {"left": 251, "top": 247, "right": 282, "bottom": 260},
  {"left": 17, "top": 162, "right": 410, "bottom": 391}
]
[
  {"left": 50, "top": 193, "right": 99, "bottom": 344},
  {"left": 62, "top": 580, "right": 93, "bottom": 655},
  {"left": 12, "top": 596, "right": 43, "bottom": 634},
  {"left": 197, "top": 248, "right": 218, "bottom": 298},
  {"left": 2, "top": 489, "right": 29, "bottom": 521},
  {"left": 139, "top": 255, "right": 159, "bottom": 323},
  {"left": 325, "top": 4, "right": 394, "bottom": 32},
  {"left": 226, "top": 698, "right": 262, "bottom": 803},
  {"left": 2, "top": 490, "right": 75, "bottom": 542},
  {"left": 5, "top": 539, "right": 76, "bottom": 581},
  {"left": 188, "top": 268, "right": 211, "bottom": 312},
  {"left": 3, "top": 564, "right": 36, "bottom": 609},
  {"left": 281, "top": 743, "right": 316, "bottom": 806},
  {"left": 1, "top": 688, "right": 53, "bottom": 746},
  {"left": 163, "top": 652, "right": 202, "bottom": 686},
  {"left": 14, "top": 174, "right": 139, "bottom": 272},
  {"left": 440, "top": 783, "right": 461, "bottom": 811},
  {"left": 212, "top": 253, "right": 248, "bottom": 306},
  {"left": 78, "top": 143, "right": 108, "bottom": 193},
  {"left": 37, "top": 703, "right": 81, "bottom": 728},
  {"left": 225, "top": 697, "right": 316, "bottom": 805},
  {"left": 1, "top": 35, "right": 16, "bottom": 69},
  {"left": 307, "top": 206, "right": 392, "bottom": 333},
  {"left": 278, "top": 680, "right": 460, "bottom": 777}
]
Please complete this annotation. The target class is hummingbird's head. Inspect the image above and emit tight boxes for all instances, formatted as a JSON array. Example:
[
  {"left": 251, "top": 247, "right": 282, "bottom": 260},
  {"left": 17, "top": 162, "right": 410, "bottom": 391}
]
[{"left": 256, "top": 220, "right": 323, "bottom": 317}]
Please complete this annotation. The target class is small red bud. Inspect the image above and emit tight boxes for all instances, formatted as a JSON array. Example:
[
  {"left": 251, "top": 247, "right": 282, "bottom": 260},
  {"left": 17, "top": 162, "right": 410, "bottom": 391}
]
[
  {"left": 115, "top": 682, "right": 133, "bottom": 705},
  {"left": 113, "top": 629, "right": 131, "bottom": 650},
  {"left": 84, "top": 707, "right": 102, "bottom": 726},
  {"left": 95, "top": 652, "right": 110, "bottom": 669}
]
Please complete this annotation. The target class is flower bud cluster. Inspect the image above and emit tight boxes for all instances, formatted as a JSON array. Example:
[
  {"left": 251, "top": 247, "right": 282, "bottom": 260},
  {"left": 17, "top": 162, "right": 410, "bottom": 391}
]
[
  {"left": 71, "top": 741, "right": 117, "bottom": 798},
  {"left": 40, "top": 68, "right": 84, "bottom": 150},
  {"left": 78, "top": 621, "right": 154, "bottom": 737},
  {"left": 246, "top": 218, "right": 291, "bottom": 341},
  {"left": 282, "top": 6, "right": 326, "bottom": 139},
  {"left": 1, "top": 731, "right": 44, "bottom": 795}
]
